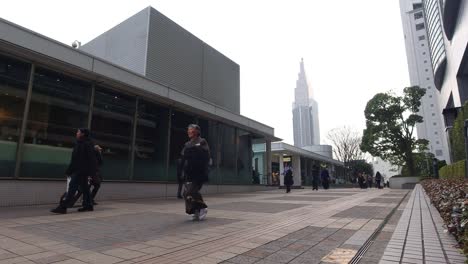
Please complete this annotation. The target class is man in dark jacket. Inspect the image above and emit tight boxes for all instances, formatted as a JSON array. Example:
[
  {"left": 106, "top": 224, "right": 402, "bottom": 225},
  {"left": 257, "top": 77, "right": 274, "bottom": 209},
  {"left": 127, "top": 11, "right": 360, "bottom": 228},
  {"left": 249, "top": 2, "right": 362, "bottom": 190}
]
[
  {"left": 284, "top": 169, "right": 293, "bottom": 193},
  {"left": 375, "top": 171, "right": 383, "bottom": 189},
  {"left": 181, "top": 124, "right": 210, "bottom": 221},
  {"left": 51, "top": 128, "right": 97, "bottom": 214}
]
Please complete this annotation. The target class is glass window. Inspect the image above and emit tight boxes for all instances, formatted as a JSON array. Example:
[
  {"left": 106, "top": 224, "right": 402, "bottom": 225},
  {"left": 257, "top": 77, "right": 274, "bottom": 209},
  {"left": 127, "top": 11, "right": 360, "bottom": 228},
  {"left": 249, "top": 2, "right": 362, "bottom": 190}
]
[
  {"left": 414, "top": 12, "right": 423, "bottom": 19},
  {"left": 436, "top": 150, "right": 443, "bottom": 156},
  {"left": 168, "top": 110, "right": 195, "bottom": 182},
  {"left": 416, "top": 23, "right": 425, "bottom": 30},
  {"left": 21, "top": 67, "right": 91, "bottom": 178},
  {"left": 0, "top": 55, "right": 30, "bottom": 177},
  {"left": 237, "top": 129, "right": 252, "bottom": 185},
  {"left": 219, "top": 123, "right": 237, "bottom": 184},
  {"left": 413, "top": 3, "right": 423, "bottom": 9},
  {"left": 91, "top": 87, "right": 135, "bottom": 180},
  {"left": 133, "top": 100, "right": 169, "bottom": 181},
  {"left": 198, "top": 119, "right": 218, "bottom": 184},
  {"left": 418, "top": 35, "right": 426, "bottom": 41}
]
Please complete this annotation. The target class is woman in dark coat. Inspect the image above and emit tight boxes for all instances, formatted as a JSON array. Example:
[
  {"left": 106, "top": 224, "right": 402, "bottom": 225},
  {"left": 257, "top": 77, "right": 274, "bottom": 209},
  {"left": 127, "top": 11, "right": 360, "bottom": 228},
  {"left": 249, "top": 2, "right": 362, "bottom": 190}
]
[
  {"left": 284, "top": 169, "right": 294, "bottom": 193},
  {"left": 321, "top": 169, "right": 330, "bottom": 190}
]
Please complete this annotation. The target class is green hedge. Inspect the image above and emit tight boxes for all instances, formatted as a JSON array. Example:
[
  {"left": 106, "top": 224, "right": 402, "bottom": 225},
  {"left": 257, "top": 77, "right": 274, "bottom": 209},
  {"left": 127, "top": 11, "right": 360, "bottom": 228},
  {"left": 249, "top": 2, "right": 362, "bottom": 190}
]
[
  {"left": 439, "top": 160, "right": 466, "bottom": 179},
  {"left": 450, "top": 102, "right": 468, "bottom": 162}
]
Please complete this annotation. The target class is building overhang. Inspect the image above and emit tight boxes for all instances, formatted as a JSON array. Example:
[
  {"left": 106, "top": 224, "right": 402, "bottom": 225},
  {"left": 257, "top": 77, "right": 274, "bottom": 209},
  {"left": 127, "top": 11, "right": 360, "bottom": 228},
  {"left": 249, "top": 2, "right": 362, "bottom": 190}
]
[
  {"left": 270, "top": 142, "right": 344, "bottom": 166},
  {"left": 0, "top": 17, "right": 279, "bottom": 141},
  {"left": 442, "top": 107, "right": 461, "bottom": 128}
]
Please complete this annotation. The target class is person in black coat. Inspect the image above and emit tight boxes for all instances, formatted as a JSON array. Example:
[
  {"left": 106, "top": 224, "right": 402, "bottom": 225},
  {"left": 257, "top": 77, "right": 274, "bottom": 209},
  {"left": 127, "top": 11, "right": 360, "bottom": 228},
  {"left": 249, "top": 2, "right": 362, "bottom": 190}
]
[
  {"left": 181, "top": 124, "right": 211, "bottom": 221},
  {"left": 284, "top": 169, "right": 294, "bottom": 193},
  {"left": 51, "top": 128, "right": 97, "bottom": 214},
  {"left": 375, "top": 171, "right": 383, "bottom": 189},
  {"left": 321, "top": 168, "right": 330, "bottom": 190}
]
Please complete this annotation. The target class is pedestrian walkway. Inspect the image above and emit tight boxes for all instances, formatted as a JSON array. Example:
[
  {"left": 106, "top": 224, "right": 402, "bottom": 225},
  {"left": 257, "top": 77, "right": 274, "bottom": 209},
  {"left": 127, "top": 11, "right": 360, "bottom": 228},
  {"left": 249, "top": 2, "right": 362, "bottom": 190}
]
[
  {"left": 379, "top": 185, "right": 465, "bottom": 264},
  {"left": 0, "top": 187, "right": 461, "bottom": 264}
]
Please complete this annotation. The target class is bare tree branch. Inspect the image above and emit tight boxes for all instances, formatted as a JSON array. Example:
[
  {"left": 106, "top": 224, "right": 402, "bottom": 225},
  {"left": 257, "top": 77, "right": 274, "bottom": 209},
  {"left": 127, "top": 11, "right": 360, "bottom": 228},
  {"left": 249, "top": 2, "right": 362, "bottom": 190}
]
[{"left": 327, "top": 126, "right": 364, "bottom": 163}]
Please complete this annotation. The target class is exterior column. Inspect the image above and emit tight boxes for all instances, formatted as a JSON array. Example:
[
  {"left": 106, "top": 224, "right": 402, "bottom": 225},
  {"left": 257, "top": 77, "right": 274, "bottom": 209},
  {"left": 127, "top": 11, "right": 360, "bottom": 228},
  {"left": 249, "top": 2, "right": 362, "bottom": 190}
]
[
  {"left": 279, "top": 155, "right": 284, "bottom": 186},
  {"left": 292, "top": 155, "right": 301, "bottom": 186},
  {"left": 266, "top": 140, "right": 272, "bottom": 185}
]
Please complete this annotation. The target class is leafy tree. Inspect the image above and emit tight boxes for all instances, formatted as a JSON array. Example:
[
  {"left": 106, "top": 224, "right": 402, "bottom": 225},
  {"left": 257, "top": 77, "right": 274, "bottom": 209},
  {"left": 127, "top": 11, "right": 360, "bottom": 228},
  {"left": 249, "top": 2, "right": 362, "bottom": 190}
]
[
  {"left": 347, "top": 159, "right": 373, "bottom": 179},
  {"left": 361, "top": 86, "right": 428, "bottom": 176}
]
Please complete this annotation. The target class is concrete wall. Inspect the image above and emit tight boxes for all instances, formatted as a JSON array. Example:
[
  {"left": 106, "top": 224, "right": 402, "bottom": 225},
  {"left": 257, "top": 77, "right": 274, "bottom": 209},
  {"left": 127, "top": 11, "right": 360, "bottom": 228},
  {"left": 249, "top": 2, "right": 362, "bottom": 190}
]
[
  {"left": 389, "top": 177, "right": 420, "bottom": 189},
  {"left": 0, "top": 180, "right": 278, "bottom": 207}
]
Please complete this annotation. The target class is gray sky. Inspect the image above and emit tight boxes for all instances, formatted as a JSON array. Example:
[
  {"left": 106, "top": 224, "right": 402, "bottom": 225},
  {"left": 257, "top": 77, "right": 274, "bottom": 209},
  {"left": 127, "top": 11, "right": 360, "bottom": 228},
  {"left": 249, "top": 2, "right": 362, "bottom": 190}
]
[{"left": 0, "top": 0, "right": 410, "bottom": 145}]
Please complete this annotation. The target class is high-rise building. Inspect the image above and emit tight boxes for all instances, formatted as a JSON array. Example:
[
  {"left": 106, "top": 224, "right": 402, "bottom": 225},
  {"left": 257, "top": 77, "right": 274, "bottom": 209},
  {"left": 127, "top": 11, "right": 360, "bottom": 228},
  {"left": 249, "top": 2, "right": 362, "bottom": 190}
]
[
  {"left": 399, "top": 0, "right": 450, "bottom": 162},
  {"left": 292, "top": 59, "right": 320, "bottom": 147},
  {"left": 419, "top": 0, "right": 468, "bottom": 163}
]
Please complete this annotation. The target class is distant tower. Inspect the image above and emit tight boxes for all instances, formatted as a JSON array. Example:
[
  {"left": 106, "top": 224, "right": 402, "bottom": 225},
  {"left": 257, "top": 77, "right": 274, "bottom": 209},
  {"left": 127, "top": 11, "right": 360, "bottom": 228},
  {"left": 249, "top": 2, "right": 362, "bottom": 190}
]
[{"left": 292, "top": 58, "right": 320, "bottom": 147}]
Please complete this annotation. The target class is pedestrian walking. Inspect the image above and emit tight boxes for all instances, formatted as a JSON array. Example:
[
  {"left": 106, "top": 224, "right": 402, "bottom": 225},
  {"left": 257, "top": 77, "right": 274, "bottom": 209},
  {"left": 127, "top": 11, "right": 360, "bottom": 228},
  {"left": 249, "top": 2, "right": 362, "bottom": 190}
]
[
  {"left": 321, "top": 168, "right": 330, "bottom": 190},
  {"left": 181, "top": 124, "right": 211, "bottom": 221},
  {"left": 312, "top": 165, "right": 320, "bottom": 191},
  {"left": 357, "top": 173, "right": 365, "bottom": 189},
  {"left": 90, "top": 145, "right": 103, "bottom": 205},
  {"left": 367, "top": 174, "right": 373, "bottom": 188},
  {"left": 51, "top": 128, "right": 97, "bottom": 214},
  {"left": 375, "top": 171, "right": 383, "bottom": 189},
  {"left": 284, "top": 168, "right": 293, "bottom": 193}
]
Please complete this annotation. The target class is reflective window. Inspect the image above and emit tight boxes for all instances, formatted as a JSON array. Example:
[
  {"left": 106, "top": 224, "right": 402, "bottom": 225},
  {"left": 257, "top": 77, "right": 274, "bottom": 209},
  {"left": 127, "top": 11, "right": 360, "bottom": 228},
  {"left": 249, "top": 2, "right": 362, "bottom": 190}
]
[
  {"left": 198, "top": 119, "right": 218, "bottom": 183},
  {"left": 134, "top": 100, "right": 169, "bottom": 181},
  {"left": 414, "top": 12, "right": 423, "bottom": 19},
  {"left": 91, "top": 87, "right": 135, "bottom": 180},
  {"left": 418, "top": 35, "right": 426, "bottom": 41},
  {"left": 168, "top": 110, "right": 195, "bottom": 182},
  {"left": 416, "top": 23, "right": 425, "bottom": 30},
  {"left": 0, "top": 55, "right": 30, "bottom": 177},
  {"left": 21, "top": 67, "right": 91, "bottom": 178},
  {"left": 219, "top": 123, "right": 237, "bottom": 184},
  {"left": 237, "top": 129, "right": 252, "bottom": 184}
]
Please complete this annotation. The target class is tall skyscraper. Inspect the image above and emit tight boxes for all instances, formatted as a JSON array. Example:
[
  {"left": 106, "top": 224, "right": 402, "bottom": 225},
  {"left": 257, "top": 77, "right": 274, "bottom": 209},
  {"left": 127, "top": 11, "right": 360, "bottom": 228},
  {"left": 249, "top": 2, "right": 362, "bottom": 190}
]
[
  {"left": 399, "top": 0, "right": 450, "bottom": 162},
  {"left": 293, "top": 59, "right": 320, "bottom": 147}
]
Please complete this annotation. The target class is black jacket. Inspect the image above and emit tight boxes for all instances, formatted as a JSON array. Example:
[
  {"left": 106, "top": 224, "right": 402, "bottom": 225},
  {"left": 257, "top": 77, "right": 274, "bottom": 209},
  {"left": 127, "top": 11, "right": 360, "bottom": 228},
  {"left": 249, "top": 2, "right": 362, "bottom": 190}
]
[
  {"left": 284, "top": 170, "right": 294, "bottom": 186},
  {"left": 66, "top": 138, "right": 98, "bottom": 177},
  {"left": 181, "top": 138, "right": 210, "bottom": 183}
]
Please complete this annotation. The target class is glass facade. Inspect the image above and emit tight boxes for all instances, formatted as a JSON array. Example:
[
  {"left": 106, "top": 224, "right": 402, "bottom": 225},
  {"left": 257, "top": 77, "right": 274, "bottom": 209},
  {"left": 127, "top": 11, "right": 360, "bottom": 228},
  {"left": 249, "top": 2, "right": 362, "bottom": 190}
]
[
  {"left": 0, "top": 55, "right": 30, "bottom": 178},
  {"left": 91, "top": 87, "right": 135, "bottom": 180},
  {"left": 0, "top": 53, "right": 265, "bottom": 185},
  {"left": 133, "top": 100, "right": 169, "bottom": 181},
  {"left": 21, "top": 67, "right": 91, "bottom": 178},
  {"left": 423, "top": 0, "right": 446, "bottom": 75}
]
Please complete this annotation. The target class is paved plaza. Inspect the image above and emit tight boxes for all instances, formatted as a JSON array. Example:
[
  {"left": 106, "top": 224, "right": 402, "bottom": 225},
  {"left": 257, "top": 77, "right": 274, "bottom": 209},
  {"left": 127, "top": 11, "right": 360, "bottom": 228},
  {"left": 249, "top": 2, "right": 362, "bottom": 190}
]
[{"left": 0, "top": 187, "right": 464, "bottom": 264}]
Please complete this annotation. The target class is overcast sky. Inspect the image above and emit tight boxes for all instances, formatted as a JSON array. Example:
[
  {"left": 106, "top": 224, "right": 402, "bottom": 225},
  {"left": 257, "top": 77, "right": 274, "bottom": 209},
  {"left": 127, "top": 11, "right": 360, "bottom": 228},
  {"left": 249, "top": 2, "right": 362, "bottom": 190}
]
[{"left": 0, "top": 0, "right": 410, "bottom": 145}]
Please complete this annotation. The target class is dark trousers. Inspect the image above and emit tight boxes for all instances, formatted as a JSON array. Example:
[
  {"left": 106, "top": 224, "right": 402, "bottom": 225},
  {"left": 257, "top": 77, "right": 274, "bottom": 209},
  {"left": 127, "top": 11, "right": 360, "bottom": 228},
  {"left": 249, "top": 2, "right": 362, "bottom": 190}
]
[
  {"left": 61, "top": 173, "right": 92, "bottom": 209},
  {"left": 322, "top": 180, "right": 330, "bottom": 190},
  {"left": 184, "top": 181, "right": 207, "bottom": 215},
  {"left": 376, "top": 180, "right": 382, "bottom": 189},
  {"left": 90, "top": 175, "right": 102, "bottom": 201},
  {"left": 286, "top": 185, "right": 291, "bottom": 193},
  {"left": 177, "top": 180, "right": 184, "bottom": 198},
  {"left": 312, "top": 180, "right": 319, "bottom": 190}
]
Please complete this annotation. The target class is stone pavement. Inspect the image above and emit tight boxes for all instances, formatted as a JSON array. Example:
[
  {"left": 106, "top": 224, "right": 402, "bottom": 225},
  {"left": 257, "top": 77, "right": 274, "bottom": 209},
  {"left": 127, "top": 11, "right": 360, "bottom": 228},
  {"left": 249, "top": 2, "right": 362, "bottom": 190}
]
[
  {"left": 379, "top": 185, "right": 465, "bottom": 264},
  {"left": 0, "top": 187, "right": 460, "bottom": 264}
]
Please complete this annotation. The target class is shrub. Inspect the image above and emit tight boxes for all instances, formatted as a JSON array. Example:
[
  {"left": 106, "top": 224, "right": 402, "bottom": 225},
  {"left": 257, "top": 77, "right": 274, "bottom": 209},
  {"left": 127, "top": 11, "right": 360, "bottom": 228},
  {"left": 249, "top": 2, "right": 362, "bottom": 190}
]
[{"left": 439, "top": 160, "right": 466, "bottom": 180}]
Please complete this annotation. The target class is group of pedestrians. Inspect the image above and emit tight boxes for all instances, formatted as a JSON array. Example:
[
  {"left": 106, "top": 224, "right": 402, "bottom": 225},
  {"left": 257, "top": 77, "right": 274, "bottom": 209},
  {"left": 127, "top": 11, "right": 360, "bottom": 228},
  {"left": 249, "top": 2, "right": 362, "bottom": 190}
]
[
  {"left": 357, "top": 171, "right": 385, "bottom": 189},
  {"left": 283, "top": 167, "right": 331, "bottom": 193},
  {"left": 50, "top": 124, "right": 211, "bottom": 222}
]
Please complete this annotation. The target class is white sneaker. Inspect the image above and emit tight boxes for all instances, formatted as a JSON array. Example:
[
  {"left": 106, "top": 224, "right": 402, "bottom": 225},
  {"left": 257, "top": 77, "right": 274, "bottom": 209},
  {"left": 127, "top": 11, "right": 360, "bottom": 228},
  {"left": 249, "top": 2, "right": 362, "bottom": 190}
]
[
  {"left": 192, "top": 211, "right": 200, "bottom": 221},
  {"left": 199, "top": 208, "right": 207, "bottom": 221}
]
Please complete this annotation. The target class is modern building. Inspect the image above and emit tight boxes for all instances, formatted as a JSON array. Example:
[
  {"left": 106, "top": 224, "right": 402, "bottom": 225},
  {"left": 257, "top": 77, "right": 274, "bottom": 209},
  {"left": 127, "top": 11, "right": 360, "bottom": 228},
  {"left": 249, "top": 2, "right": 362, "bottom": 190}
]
[
  {"left": 0, "top": 7, "right": 285, "bottom": 206},
  {"left": 419, "top": 1, "right": 468, "bottom": 161},
  {"left": 253, "top": 142, "right": 345, "bottom": 187},
  {"left": 399, "top": 0, "right": 450, "bottom": 162},
  {"left": 292, "top": 59, "right": 320, "bottom": 147}
]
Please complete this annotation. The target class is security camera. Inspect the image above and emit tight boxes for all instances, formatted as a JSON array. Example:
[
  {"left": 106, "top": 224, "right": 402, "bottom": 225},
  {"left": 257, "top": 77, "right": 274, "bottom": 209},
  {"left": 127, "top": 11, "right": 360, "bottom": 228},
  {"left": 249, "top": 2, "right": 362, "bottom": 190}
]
[{"left": 72, "top": 40, "right": 81, "bottom": 49}]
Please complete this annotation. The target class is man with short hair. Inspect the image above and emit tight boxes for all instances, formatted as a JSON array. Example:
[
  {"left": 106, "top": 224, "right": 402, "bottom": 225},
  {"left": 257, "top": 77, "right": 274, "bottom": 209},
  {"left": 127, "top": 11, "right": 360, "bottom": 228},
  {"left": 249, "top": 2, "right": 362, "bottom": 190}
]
[
  {"left": 180, "top": 124, "right": 211, "bottom": 221},
  {"left": 51, "top": 128, "right": 97, "bottom": 214}
]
